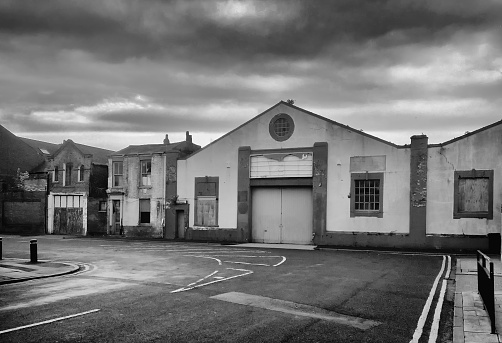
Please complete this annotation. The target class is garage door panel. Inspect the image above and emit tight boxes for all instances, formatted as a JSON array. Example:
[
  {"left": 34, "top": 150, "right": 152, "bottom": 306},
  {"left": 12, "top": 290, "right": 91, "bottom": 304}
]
[
  {"left": 281, "top": 188, "right": 313, "bottom": 244},
  {"left": 251, "top": 187, "right": 312, "bottom": 244},
  {"left": 251, "top": 188, "right": 281, "bottom": 243}
]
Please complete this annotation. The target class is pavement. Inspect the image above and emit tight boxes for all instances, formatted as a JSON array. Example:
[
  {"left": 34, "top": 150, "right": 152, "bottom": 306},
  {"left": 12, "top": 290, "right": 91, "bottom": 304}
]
[
  {"left": 455, "top": 257, "right": 502, "bottom": 343},
  {"left": 0, "top": 258, "right": 79, "bottom": 285}
]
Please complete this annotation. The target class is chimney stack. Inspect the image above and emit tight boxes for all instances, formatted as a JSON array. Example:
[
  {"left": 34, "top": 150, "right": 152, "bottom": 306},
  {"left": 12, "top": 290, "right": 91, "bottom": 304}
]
[
  {"left": 186, "top": 131, "right": 192, "bottom": 144},
  {"left": 163, "top": 134, "right": 170, "bottom": 144}
]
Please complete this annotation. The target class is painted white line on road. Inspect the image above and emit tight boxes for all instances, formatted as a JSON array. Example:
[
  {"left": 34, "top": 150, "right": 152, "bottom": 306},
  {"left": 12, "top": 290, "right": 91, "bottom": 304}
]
[
  {"left": 445, "top": 256, "right": 452, "bottom": 279},
  {"left": 223, "top": 261, "right": 270, "bottom": 266},
  {"left": 409, "top": 255, "right": 446, "bottom": 343},
  {"left": 273, "top": 256, "right": 287, "bottom": 267},
  {"left": 0, "top": 309, "right": 100, "bottom": 335},
  {"left": 171, "top": 268, "right": 253, "bottom": 293},
  {"left": 184, "top": 256, "right": 222, "bottom": 265},
  {"left": 428, "top": 280, "right": 447, "bottom": 343},
  {"left": 186, "top": 270, "right": 219, "bottom": 288}
]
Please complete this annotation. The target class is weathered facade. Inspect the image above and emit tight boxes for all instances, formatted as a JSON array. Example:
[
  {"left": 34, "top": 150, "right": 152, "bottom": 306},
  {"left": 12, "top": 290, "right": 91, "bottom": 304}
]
[
  {"left": 0, "top": 125, "right": 49, "bottom": 234},
  {"left": 46, "top": 140, "right": 111, "bottom": 236},
  {"left": 107, "top": 133, "right": 200, "bottom": 238},
  {"left": 176, "top": 101, "right": 502, "bottom": 251}
]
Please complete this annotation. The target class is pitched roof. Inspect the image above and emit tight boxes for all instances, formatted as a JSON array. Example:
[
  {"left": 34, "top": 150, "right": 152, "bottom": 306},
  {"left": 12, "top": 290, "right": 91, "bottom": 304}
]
[
  {"left": 0, "top": 125, "right": 46, "bottom": 177},
  {"left": 113, "top": 141, "right": 200, "bottom": 156},
  {"left": 183, "top": 101, "right": 403, "bottom": 160},
  {"left": 49, "top": 139, "right": 113, "bottom": 165},
  {"left": 20, "top": 137, "right": 60, "bottom": 155}
]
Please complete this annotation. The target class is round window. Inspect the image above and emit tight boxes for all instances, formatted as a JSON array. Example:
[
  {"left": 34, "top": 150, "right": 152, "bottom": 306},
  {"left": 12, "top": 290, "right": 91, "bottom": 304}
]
[{"left": 269, "top": 113, "right": 294, "bottom": 141}]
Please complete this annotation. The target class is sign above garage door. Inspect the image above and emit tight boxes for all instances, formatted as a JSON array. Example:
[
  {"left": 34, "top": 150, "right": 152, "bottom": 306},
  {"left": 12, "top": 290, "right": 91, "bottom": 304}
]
[{"left": 250, "top": 152, "right": 313, "bottom": 178}]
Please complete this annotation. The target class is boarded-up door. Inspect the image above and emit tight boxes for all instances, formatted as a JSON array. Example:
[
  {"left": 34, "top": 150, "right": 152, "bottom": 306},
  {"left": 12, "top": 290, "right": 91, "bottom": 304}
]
[
  {"left": 177, "top": 211, "right": 185, "bottom": 239},
  {"left": 53, "top": 195, "right": 84, "bottom": 235},
  {"left": 251, "top": 187, "right": 313, "bottom": 244}
]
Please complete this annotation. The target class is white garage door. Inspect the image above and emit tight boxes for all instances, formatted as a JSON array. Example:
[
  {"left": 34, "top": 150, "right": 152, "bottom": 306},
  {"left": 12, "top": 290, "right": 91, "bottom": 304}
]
[{"left": 251, "top": 187, "right": 313, "bottom": 244}]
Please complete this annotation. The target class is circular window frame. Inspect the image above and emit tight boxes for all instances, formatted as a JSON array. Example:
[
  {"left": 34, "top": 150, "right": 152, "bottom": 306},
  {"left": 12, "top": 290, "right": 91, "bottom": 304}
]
[{"left": 269, "top": 113, "right": 295, "bottom": 142}]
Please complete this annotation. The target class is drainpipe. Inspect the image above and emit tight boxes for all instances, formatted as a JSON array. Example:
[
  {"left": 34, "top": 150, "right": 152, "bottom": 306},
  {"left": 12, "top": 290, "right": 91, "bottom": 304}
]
[{"left": 163, "top": 154, "right": 167, "bottom": 238}]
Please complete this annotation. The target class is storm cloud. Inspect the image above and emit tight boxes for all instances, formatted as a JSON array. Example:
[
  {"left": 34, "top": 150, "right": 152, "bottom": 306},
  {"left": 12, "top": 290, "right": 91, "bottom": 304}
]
[{"left": 0, "top": 0, "right": 501, "bottom": 150}]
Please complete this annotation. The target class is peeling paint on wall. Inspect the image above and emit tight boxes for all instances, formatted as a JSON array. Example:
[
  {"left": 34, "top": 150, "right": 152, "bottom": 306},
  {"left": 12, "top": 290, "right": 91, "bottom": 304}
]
[{"left": 411, "top": 153, "right": 427, "bottom": 207}]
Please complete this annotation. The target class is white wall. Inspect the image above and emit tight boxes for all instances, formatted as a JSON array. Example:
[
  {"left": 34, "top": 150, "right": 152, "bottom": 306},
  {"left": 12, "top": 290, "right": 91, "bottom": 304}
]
[
  {"left": 427, "top": 125, "right": 502, "bottom": 235},
  {"left": 178, "top": 103, "right": 411, "bottom": 233}
]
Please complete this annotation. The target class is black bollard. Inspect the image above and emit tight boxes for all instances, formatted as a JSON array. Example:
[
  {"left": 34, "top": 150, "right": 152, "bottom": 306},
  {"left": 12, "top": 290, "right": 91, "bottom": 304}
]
[
  {"left": 30, "top": 239, "right": 37, "bottom": 263},
  {"left": 0, "top": 237, "right": 2, "bottom": 260}
]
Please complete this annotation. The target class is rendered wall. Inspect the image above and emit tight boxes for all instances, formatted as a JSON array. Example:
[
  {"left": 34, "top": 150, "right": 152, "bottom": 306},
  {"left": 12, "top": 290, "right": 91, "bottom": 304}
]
[
  {"left": 116, "top": 154, "right": 166, "bottom": 237},
  {"left": 427, "top": 125, "right": 502, "bottom": 235},
  {"left": 177, "top": 103, "right": 411, "bottom": 237}
]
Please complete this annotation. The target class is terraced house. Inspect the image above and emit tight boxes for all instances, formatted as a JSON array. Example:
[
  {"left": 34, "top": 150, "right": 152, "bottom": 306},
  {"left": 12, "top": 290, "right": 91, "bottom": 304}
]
[
  {"left": 45, "top": 139, "right": 112, "bottom": 236},
  {"left": 107, "top": 132, "right": 200, "bottom": 238}
]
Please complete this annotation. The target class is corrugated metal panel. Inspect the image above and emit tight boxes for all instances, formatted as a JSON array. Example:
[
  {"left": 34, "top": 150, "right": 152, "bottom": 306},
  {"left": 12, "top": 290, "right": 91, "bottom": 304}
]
[{"left": 250, "top": 152, "right": 313, "bottom": 178}]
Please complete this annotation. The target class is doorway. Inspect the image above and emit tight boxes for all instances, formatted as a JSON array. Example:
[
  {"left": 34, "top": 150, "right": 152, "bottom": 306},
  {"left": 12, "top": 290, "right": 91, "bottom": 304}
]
[{"left": 251, "top": 187, "right": 313, "bottom": 244}]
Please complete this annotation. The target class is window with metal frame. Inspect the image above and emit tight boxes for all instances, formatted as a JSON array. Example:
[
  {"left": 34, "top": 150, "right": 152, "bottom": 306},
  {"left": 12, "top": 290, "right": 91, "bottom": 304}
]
[{"left": 350, "top": 172, "right": 384, "bottom": 218}]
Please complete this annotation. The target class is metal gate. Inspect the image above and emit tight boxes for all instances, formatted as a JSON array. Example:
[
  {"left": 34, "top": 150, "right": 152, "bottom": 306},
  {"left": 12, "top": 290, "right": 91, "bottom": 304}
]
[
  {"left": 251, "top": 187, "right": 313, "bottom": 244},
  {"left": 53, "top": 195, "right": 84, "bottom": 235}
]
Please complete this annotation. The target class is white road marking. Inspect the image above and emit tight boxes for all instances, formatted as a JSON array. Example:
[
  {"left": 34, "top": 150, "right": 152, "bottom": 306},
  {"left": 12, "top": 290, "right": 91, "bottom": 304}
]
[
  {"left": 171, "top": 268, "right": 253, "bottom": 293},
  {"left": 428, "top": 280, "right": 447, "bottom": 343},
  {"left": 273, "top": 256, "right": 287, "bottom": 267},
  {"left": 184, "top": 256, "right": 222, "bottom": 265},
  {"left": 186, "top": 270, "right": 219, "bottom": 288},
  {"left": 409, "top": 255, "right": 447, "bottom": 343},
  {"left": 223, "top": 261, "right": 270, "bottom": 266},
  {"left": 0, "top": 309, "right": 100, "bottom": 335}
]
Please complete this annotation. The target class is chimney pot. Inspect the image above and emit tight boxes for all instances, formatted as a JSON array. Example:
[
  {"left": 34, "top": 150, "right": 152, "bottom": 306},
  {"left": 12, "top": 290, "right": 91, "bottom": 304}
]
[{"left": 163, "top": 134, "right": 170, "bottom": 144}]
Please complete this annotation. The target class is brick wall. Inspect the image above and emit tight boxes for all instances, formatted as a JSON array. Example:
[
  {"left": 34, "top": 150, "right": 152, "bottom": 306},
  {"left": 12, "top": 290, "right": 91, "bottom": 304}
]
[{"left": 0, "top": 191, "right": 46, "bottom": 234}]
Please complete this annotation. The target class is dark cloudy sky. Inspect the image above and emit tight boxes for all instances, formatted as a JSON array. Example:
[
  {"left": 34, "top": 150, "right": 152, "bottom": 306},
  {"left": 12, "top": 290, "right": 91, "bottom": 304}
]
[{"left": 1, "top": 0, "right": 501, "bottom": 150}]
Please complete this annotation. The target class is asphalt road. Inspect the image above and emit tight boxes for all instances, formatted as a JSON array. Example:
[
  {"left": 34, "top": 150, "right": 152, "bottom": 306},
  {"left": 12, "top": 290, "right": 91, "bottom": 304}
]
[{"left": 0, "top": 236, "right": 452, "bottom": 342}]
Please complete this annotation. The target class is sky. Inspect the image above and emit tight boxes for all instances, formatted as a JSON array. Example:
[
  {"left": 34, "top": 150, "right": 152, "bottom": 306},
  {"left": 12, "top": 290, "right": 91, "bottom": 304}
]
[{"left": 0, "top": 0, "right": 501, "bottom": 151}]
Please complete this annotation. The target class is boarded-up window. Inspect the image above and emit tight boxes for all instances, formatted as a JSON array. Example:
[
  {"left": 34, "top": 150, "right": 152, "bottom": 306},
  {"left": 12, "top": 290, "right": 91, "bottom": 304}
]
[
  {"left": 139, "top": 199, "right": 150, "bottom": 224},
  {"left": 194, "top": 177, "right": 218, "bottom": 226},
  {"left": 195, "top": 197, "right": 217, "bottom": 226},
  {"left": 454, "top": 170, "right": 493, "bottom": 219}
]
